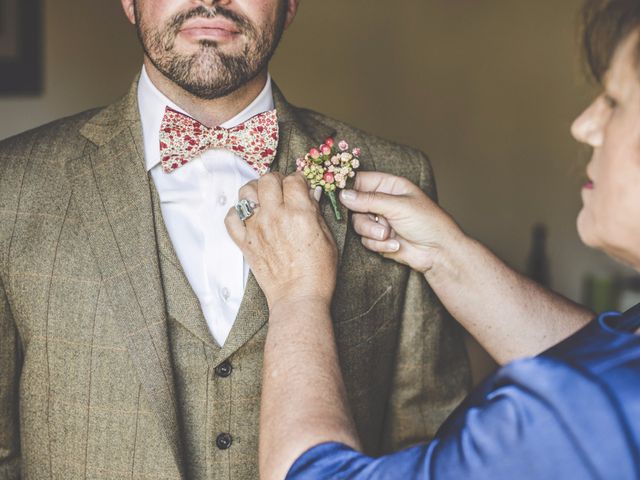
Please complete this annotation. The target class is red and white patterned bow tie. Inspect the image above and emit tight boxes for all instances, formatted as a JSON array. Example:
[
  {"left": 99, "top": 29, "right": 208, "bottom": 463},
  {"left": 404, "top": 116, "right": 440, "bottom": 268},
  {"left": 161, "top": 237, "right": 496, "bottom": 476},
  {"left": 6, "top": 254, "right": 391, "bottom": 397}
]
[{"left": 159, "top": 107, "right": 279, "bottom": 175}]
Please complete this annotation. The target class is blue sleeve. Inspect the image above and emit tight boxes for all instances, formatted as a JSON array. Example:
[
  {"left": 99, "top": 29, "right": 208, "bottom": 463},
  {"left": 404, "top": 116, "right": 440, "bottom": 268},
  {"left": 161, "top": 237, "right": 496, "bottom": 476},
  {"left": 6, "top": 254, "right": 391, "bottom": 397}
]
[
  {"left": 286, "top": 442, "right": 434, "bottom": 479},
  {"left": 286, "top": 383, "right": 605, "bottom": 480}
]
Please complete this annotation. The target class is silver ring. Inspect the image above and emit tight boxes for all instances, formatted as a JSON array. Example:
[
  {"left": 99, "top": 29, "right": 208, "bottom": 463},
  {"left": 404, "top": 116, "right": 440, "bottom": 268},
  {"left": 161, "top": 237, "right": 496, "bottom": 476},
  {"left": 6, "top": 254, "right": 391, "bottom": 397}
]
[{"left": 236, "top": 199, "right": 259, "bottom": 222}]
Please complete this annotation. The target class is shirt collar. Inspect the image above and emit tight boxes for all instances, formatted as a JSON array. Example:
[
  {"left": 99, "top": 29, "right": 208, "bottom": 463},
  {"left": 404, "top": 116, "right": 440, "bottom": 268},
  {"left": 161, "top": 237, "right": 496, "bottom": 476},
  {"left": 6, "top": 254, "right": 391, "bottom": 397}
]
[{"left": 137, "top": 65, "right": 275, "bottom": 172}]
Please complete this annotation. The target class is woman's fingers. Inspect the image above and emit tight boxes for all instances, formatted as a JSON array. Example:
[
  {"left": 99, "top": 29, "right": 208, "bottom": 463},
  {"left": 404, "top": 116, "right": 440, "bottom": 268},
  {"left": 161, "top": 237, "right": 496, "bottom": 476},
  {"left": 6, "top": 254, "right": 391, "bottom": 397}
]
[
  {"left": 340, "top": 188, "right": 406, "bottom": 219},
  {"left": 257, "top": 172, "right": 285, "bottom": 207},
  {"left": 352, "top": 171, "right": 417, "bottom": 196},
  {"left": 309, "top": 186, "right": 322, "bottom": 202},
  {"left": 361, "top": 236, "right": 401, "bottom": 254},
  {"left": 225, "top": 206, "right": 246, "bottom": 247},
  {"left": 360, "top": 236, "right": 420, "bottom": 270},
  {"left": 238, "top": 180, "right": 260, "bottom": 206},
  {"left": 227, "top": 179, "right": 260, "bottom": 247},
  {"left": 369, "top": 213, "right": 390, "bottom": 228},
  {"left": 283, "top": 173, "right": 316, "bottom": 210},
  {"left": 352, "top": 213, "right": 392, "bottom": 241}
]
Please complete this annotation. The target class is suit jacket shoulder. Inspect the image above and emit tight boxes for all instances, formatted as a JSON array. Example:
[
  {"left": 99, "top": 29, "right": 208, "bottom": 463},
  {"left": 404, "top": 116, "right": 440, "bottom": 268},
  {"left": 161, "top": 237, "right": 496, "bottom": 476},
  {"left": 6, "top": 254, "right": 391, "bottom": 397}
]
[
  {"left": 0, "top": 108, "right": 100, "bottom": 162},
  {"left": 292, "top": 107, "right": 437, "bottom": 199},
  {"left": 0, "top": 109, "right": 99, "bottom": 263}
]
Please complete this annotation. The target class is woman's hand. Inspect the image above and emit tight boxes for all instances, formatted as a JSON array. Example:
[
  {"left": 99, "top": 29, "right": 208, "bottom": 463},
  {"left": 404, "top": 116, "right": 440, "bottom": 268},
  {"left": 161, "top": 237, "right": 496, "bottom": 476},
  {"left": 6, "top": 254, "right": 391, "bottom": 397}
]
[
  {"left": 339, "top": 171, "right": 465, "bottom": 275},
  {"left": 340, "top": 172, "right": 593, "bottom": 365},
  {"left": 225, "top": 172, "right": 338, "bottom": 310}
]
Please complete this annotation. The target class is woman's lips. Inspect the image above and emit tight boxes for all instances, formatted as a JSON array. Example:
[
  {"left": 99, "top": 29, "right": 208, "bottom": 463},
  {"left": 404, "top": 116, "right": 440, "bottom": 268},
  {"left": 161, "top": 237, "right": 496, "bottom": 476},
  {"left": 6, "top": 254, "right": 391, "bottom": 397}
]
[{"left": 583, "top": 181, "right": 595, "bottom": 190}]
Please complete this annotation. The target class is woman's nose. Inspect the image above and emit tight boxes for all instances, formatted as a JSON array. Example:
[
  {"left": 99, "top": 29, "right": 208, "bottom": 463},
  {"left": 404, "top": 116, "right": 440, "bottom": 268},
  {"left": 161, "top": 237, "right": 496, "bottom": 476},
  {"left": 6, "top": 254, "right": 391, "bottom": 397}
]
[{"left": 571, "top": 100, "right": 604, "bottom": 148}]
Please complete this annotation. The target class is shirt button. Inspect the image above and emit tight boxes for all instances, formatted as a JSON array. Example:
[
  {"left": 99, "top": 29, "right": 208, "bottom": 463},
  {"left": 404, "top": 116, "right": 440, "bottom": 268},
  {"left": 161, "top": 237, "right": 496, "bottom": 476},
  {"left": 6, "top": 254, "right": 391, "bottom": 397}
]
[
  {"left": 216, "top": 433, "right": 233, "bottom": 450},
  {"left": 215, "top": 361, "right": 233, "bottom": 378},
  {"left": 221, "top": 287, "right": 230, "bottom": 301},
  {"left": 218, "top": 194, "right": 227, "bottom": 206}
]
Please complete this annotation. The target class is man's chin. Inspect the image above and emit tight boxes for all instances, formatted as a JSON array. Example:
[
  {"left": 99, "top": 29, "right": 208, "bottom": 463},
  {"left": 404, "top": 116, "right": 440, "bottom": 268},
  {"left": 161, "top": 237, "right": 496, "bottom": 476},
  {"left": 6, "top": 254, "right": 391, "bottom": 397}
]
[
  {"left": 173, "top": 75, "right": 248, "bottom": 100},
  {"left": 174, "top": 35, "right": 244, "bottom": 55}
]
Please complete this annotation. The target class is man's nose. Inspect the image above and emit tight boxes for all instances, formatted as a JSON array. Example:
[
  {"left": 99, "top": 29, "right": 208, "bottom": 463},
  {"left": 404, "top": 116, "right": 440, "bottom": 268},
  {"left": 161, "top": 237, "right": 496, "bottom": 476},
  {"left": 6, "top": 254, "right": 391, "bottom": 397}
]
[{"left": 571, "top": 100, "right": 604, "bottom": 148}]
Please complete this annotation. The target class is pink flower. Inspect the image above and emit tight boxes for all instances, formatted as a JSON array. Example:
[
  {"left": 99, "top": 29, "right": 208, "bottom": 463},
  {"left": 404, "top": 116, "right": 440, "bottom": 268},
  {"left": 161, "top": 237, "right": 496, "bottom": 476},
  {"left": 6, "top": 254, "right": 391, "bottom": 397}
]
[
  {"left": 352, "top": 147, "right": 361, "bottom": 157},
  {"left": 339, "top": 140, "right": 349, "bottom": 151},
  {"left": 323, "top": 172, "right": 335, "bottom": 184},
  {"left": 325, "top": 137, "right": 335, "bottom": 148},
  {"left": 309, "top": 148, "right": 321, "bottom": 159},
  {"left": 321, "top": 145, "right": 332, "bottom": 155}
]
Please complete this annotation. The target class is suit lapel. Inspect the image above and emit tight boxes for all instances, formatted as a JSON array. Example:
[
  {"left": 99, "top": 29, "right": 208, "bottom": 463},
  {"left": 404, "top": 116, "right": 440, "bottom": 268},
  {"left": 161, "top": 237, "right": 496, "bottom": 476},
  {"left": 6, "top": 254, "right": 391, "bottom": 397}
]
[
  {"left": 215, "top": 85, "right": 347, "bottom": 363},
  {"left": 271, "top": 87, "right": 348, "bottom": 260},
  {"left": 68, "top": 83, "right": 184, "bottom": 478}
]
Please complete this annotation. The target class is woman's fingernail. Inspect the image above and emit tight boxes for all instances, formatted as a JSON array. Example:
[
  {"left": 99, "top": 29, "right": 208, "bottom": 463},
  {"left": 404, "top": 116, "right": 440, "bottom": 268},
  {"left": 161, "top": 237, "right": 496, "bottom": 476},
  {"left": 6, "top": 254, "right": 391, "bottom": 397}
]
[
  {"left": 388, "top": 240, "right": 400, "bottom": 252},
  {"left": 373, "top": 225, "right": 387, "bottom": 240},
  {"left": 341, "top": 189, "right": 357, "bottom": 201}
]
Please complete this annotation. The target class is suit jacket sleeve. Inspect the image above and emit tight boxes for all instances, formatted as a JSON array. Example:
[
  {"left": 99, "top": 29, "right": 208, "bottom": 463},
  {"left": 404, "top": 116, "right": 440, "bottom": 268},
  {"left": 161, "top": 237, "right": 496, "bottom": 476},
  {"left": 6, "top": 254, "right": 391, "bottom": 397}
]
[
  {"left": 381, "top": 150, "right": 471, "bottom": 451},
  {"left": 0, "top": 272, "right": 21, "bottom": 479}
]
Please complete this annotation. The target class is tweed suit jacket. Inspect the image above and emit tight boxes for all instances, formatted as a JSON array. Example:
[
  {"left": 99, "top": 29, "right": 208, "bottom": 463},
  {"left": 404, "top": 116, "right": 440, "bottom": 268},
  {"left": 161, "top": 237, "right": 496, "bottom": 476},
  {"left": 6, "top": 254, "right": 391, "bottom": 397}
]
[{"left": 0, "top": 79, "right": 471, "bottom": 479}]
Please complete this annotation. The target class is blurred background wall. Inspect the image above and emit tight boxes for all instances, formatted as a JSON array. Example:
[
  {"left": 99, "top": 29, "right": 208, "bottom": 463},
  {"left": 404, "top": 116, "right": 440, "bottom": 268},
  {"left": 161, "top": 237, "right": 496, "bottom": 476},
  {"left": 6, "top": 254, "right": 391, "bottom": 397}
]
[{"left": 1, "top": 0, "right": 634, "bottom": 380}]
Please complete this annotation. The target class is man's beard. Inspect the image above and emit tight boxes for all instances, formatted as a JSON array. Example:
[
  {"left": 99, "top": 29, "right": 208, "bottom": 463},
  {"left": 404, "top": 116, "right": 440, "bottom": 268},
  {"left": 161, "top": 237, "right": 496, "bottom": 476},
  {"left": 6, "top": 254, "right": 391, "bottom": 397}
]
[{"left": 134, "top": 3, "right": 287, "bottom": 100}]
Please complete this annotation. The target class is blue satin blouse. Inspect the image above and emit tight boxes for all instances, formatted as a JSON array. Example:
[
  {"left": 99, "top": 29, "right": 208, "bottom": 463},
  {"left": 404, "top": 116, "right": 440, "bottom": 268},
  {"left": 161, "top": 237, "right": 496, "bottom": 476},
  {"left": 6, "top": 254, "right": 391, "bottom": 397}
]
[{"left": 287, "top": 309, "right": 640, "bottom": 479}]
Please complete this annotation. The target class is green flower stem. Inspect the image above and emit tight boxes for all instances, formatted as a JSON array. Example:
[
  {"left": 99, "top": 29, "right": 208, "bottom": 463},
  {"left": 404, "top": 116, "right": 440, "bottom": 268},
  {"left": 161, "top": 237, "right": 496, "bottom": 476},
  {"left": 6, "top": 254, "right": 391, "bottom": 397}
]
[{"left": 327, "top": 190, "right": 341, "bottom": 221}]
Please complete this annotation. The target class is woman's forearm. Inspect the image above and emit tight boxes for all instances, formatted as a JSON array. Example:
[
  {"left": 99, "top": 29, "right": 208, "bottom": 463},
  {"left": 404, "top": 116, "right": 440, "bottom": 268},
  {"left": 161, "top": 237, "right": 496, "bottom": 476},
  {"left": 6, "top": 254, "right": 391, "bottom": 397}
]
[
  {"left": 425, "top": 235, "right": 593, "bottom": 365},
  {"left": 223, "top": 174, "right": 358, "bottom": 479},
  {"left": 339, "top": 173, "right": 593, "bottom": 365},
  {"left": 259, "top": 299, "right": 362, "bottom": 480}
]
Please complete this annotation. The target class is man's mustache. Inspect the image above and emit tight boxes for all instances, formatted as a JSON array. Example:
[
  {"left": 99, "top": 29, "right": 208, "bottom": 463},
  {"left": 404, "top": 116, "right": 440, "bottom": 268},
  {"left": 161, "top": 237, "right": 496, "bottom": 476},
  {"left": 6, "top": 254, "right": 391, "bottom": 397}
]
[{"left": 168, "top": 5, "right": 253, "bottom": 34}]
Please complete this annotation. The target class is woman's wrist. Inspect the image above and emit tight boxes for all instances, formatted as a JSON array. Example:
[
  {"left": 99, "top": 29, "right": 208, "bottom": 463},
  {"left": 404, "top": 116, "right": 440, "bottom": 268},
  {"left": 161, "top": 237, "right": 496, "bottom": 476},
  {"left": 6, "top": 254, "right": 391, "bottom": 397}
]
[
  {"left": 268, "top": 296, "right": 333, "bottom": 323},
  {"left": 423, "top": 228, "right": 475, "bottom": 286}
]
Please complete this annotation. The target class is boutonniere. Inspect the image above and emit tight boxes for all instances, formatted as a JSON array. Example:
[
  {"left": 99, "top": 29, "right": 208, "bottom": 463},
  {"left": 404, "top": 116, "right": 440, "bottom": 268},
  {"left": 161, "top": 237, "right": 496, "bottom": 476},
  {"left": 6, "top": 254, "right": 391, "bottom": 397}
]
[{"left": 296, "top": 137, "right": 361, "bottom": 220}]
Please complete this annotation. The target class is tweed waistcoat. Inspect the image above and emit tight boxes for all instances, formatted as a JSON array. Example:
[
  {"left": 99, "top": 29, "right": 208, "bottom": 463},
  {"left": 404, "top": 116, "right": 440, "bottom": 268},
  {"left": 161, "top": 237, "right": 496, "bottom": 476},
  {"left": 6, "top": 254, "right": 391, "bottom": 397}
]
[{"left": 150, "top": 180, "right": 265, "bottom": 479}]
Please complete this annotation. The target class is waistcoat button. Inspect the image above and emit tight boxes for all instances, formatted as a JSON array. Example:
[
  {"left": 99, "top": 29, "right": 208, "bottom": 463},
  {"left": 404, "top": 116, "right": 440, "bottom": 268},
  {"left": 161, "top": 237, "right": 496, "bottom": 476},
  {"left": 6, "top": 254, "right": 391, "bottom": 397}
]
[
  {"left": 216, "top": 432, "right": 233, "bottom": 450},
  {"left": 215, "top": 361, "right": 233, "bottom": 378}
]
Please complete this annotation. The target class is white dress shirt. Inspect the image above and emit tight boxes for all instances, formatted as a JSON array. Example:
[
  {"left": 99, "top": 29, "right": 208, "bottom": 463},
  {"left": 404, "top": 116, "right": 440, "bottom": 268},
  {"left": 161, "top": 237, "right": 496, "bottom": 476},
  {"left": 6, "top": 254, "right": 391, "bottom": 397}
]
[{"left": 137, "top": 66, "right": 274, "bottom": 346}]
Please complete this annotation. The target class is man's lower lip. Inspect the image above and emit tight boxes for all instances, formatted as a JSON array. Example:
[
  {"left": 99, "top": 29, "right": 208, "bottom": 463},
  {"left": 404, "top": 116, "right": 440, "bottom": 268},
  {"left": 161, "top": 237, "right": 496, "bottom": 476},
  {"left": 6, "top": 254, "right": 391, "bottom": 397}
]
[{"left": 180, "top": 28, "right": 239, "bottom": 40}]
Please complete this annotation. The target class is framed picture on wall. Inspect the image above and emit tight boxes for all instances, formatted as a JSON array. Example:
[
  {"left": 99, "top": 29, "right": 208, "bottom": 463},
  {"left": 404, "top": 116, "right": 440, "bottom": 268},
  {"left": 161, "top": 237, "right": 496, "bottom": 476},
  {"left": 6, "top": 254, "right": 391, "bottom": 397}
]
[{"left": 0, "top": 0, "right": 42, "bottom": 94}]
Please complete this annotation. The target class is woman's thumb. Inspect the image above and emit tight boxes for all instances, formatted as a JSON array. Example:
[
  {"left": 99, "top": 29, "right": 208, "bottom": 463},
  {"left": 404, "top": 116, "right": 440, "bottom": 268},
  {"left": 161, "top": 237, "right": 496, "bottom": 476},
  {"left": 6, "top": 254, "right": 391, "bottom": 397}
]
[{"left": 339, "top": 189, "right": 403, "bottom": 217}]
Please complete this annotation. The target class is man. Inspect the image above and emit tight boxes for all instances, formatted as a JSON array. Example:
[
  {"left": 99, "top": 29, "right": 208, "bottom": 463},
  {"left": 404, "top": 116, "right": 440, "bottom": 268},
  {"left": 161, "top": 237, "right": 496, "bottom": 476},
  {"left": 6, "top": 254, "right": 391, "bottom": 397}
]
[{"left": 0, "top": 1, "right": 470, "bottom": 478}]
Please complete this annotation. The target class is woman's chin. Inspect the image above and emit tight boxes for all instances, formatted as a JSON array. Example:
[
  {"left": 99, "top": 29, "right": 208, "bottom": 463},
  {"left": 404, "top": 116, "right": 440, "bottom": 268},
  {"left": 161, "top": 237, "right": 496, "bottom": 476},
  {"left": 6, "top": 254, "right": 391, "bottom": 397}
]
[
  {"left": 577, "top": 215, "right": 640, "bottom": 269},
  {"left": 576, "top": 210, "right": 600, "bottom": 249}
]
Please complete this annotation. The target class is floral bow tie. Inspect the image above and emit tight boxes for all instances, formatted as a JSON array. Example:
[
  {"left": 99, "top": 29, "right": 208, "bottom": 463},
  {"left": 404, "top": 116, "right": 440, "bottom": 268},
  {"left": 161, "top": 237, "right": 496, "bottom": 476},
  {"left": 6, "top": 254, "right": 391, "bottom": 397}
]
[{"left": 159, "top": 107, "right": 279, "bottom": 175}]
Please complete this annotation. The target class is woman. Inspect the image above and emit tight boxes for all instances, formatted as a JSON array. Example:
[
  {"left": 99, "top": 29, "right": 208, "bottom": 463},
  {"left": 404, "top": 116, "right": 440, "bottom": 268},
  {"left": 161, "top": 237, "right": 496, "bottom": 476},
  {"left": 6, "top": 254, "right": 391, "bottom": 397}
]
[{"left": 225, "top": 0, "right": 640, "bottom": 478}]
